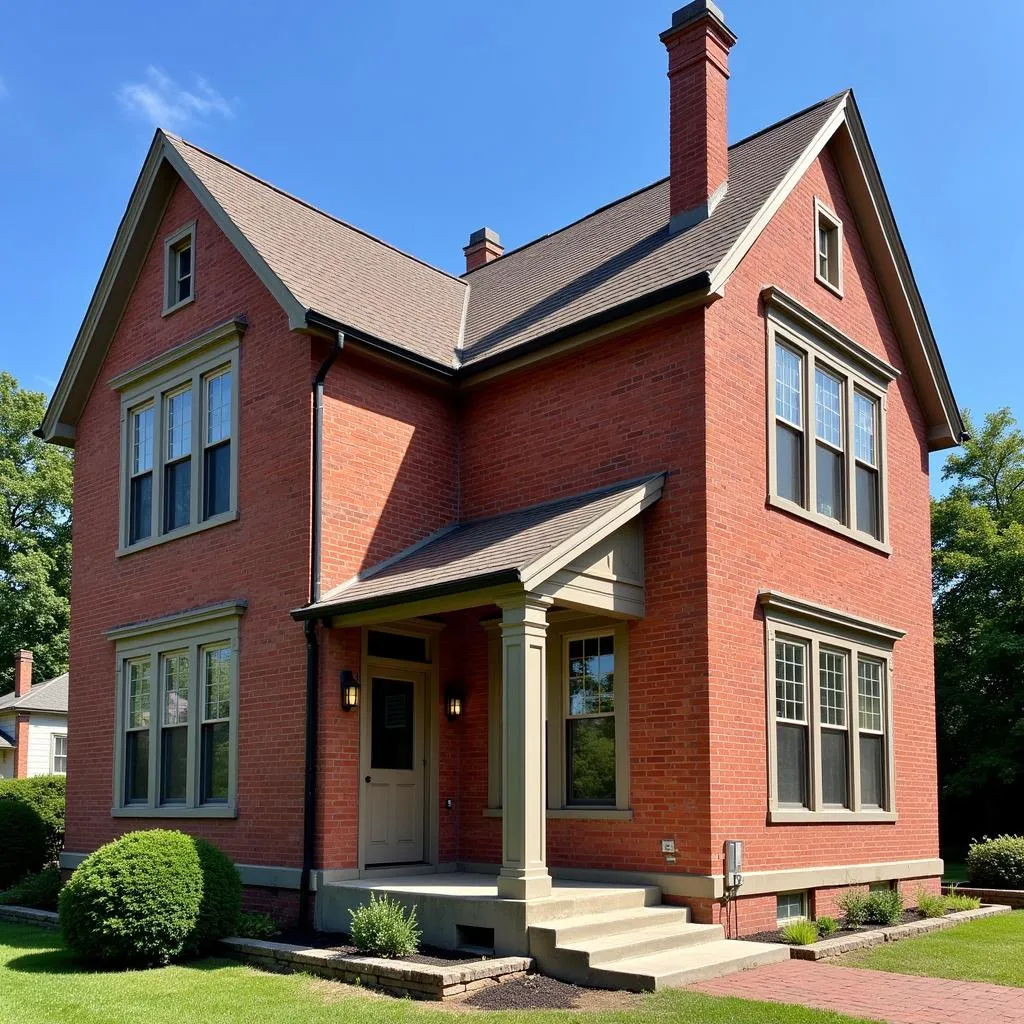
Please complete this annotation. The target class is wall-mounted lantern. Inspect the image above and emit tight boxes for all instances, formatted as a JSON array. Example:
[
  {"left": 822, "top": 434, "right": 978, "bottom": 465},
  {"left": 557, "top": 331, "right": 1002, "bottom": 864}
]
[
  {"left": 341, "top": 670, "right": 360, "bottom": 711},
  {"left": 445, "top": 683, "right": 464, "bottom": 722}
]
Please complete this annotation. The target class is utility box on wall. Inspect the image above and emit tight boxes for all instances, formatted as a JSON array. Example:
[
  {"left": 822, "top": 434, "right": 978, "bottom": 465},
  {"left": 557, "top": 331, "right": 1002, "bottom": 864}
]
[{"left": 725, "top": 840, "right": 744, "bottom": 889}]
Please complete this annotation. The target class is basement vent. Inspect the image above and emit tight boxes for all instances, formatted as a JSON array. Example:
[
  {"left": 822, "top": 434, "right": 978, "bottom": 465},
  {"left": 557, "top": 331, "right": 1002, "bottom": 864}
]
[{"left": 455, "top": 925, "right": 495, "bottom": 955}]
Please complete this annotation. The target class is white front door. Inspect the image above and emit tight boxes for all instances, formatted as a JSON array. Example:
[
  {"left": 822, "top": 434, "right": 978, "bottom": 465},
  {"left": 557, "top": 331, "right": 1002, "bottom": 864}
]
[{"left": 363, "top": 674, "right": 424, "bottom": 865}]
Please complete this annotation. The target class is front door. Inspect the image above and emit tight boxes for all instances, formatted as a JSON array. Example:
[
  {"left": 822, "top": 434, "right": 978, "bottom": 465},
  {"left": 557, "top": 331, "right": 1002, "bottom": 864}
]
[{"left": 364, "top": 675, "right": 424, "bottom": 865}]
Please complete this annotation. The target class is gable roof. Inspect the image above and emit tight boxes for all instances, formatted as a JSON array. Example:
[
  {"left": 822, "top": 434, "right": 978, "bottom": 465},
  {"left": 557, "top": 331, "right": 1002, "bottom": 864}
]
[
  {"left": 0, "top": 673, "right": 69, "bottom": 714},
  {"left": 296, "top": 473, "right": 665, "bottom": 619},
  {"left": 40, "top": 90, "right": 963, "bottom": 450}
]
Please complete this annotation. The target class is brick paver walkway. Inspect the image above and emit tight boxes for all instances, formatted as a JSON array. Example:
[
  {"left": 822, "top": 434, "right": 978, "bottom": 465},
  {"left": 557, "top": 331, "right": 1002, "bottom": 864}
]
[{"left": 691, "top": 960, "right": 1024, "bottom": 1024}]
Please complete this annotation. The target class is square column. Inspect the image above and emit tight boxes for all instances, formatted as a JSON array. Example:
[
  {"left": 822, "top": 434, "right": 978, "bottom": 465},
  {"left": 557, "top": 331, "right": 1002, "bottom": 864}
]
[{"left": 497, "top": 596, "right": 552, "bottom": 900}]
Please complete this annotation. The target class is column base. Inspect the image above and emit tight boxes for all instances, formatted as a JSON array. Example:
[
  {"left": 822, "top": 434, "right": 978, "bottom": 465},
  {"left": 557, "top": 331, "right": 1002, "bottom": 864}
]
[{"left": 497, "top": 868, "right": 553, "bottom": 901}]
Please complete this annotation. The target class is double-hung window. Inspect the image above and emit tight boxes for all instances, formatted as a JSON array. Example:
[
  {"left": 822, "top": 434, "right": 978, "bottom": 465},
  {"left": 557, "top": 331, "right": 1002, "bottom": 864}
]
[
  {"left": 765, "top": 288, "right": 895, "bottom": 550},
  {"left": 814, "top": 198, "right": 843, "bottom": 296},
  {"left": 761, "top": 590, "right": 900, "bottom": 823},
  {"left": 50, "top": 734, "right": 68, "bottom": 775},
  {"left": 109, "top": 601, "right": 243, "bottom": 817},
  {"left": 565, "top": 634, "right": 616, "bottom": 805},
  {"left": 164, "top": 222, "right": 196, "bottom": 314},
  {"left": 112, "top": 319, "right": 243, "bottom": 554}
]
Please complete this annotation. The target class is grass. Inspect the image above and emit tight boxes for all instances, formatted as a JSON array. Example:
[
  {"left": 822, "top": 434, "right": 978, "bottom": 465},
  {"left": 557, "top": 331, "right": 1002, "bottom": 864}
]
[
  {"left": 838, "top": 909, "right": 1024, "bottom": 987},
  {"left": 0, "top": 922, "right": 873, "bottom": 1024}
]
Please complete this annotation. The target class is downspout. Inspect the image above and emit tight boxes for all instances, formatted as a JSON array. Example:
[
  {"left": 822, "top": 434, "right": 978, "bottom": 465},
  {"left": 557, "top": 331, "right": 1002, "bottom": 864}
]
[{"left": 300, "top": 332, "right": 343, "bottom": 926}]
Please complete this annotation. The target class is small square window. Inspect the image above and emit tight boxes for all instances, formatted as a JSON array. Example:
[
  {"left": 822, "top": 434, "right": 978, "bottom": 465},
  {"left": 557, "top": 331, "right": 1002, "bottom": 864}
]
[
  {"left": 814, "top": 199, "right": 843, "bottom": 296},
  {"left": 163, "top": 222, "right": 196, "bottom": 314},
  {"left": 777, "top": 891, "right": 808, "bottom": 923}
]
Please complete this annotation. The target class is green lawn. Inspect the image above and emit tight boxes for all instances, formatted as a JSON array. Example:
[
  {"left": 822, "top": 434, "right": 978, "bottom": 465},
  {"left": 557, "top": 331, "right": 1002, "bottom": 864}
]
[
  {"left": 0, "top": 922, "right": 870, "bottom": 1024},
  {"left": 838, "top": 910, "right": 1024, "bottom": 987}
]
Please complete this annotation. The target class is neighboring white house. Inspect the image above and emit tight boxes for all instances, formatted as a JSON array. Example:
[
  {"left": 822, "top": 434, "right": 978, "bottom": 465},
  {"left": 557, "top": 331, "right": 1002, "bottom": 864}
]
[{"left": 0, "top": 651, "right": 68, "bottom": 779}]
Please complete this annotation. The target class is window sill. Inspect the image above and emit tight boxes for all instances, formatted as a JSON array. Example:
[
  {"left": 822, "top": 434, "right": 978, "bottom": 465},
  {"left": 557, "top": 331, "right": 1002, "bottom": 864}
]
[
  {"left": 482, "top": 807, "right": 633, "bottom": 822},
  {"left": 117, "top": 509, "right": 238, "bottom": 558},
  {"left": 112, "top": 804, "right": 238, "bottom": 819},
  {"left": 814, "top": 272, "right": 844, "bottom": 299},
  {"left": 162, "top": 294, "right": 196, "bottom": 317},
  {"left": 769, "top": 807, "right": 897, "bottom": 825},
  {"left": 767, "top": 494, "right": 891, "bottom": 555}
]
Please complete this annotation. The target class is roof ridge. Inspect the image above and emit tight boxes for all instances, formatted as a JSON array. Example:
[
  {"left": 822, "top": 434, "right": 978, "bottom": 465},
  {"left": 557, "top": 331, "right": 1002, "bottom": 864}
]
[{"left": 166, "top": 133, "right": 468, "bottom": 290}]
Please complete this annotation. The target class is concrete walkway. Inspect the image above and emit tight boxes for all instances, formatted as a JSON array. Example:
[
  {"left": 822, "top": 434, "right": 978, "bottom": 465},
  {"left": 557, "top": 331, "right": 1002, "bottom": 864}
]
[{"left": 691, "top": 959, "right": 1024, "bottom": 1024}]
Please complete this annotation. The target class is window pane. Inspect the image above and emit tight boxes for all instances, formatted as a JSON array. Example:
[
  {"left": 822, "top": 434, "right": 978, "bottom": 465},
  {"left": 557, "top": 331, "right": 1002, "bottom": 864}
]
[
  {"left": 132, "top": 407, "right": 153, "bottom": 474},
  {"left": 856, "top": 464, "right": 879, "bottom": 538},
  {"left": 129, "top": 472, "right": 152, "bottom": 544},
  {"left": 775, "top": 345, "right": 802, "bottom": 426},
  {"left": 203, "top": 441, "right": 231, "bottom": 519},
  {"left": 166, "top": 390, "right": 192, "bottom": 461},
  {"left": 567, "top": 717, "right": 616, "bottom": 804},
  {"left": 162, "top": 653, "right": 189, "bottom": 726},
  {"left": 816, "top": 443, "right": 844, "bottom": 522},
  {"left": 366, "top": 631, "right": 429, "bottom": 663},
  {"left": 860, "top": 733, "right": 885, "bottom": 807},
  {"left": 201, "top": 722, "right": 230, "bottom": 803},
  {"left": 52, "top": 736, "right": 67, "bottom": 774},
  {"left": 857, "top": 659, "right": 883, "bottom": 731},
  {"left": 370, "top": 679, "right": 414, "bottom": 771},
  {"left": 775, "top": 641, "right": 805, "bottom": 722},
  {"left": 815, "top": 369, "right": 843, "bottom": 447},
  {"left": 821, "top": 729, "right": 849, "bottom": 806},
  {"left": 128, "top": 660, "right": 151, "bottom": 728},
  {"left": 777, "top": 892, "right": 806, "bottom": 922},
  {"left": 204, "top": 647, "right": 232, "bottom": 721},
  {"left": 206, "top": 371, "right": 231, "bottom": 444},
  {"left": 125, "top": 730, "right": 149, "bottom": 804},
  {"left": 569, "top": 635, "right": 614, "bottom": 716},
  {"left": 177, "top": 244, "right": 191, "bottom": 279},
  {"left": 819, "top": 650, "right": 846, "bottom": 727},
  {"left": 776, "top": 722, "right": 808, "bottom": 807},
  {"left": 164, "top": 459, "right": 191, "bottom": 532},
  {"left": 854, "top": 393, "right": 877, "bottom": 465},
  {"left": 776, "top": 423, "right": 804, "bottom": 505},
  {"left": 161, "top": 727, "right": 188, "bottom": 803}
]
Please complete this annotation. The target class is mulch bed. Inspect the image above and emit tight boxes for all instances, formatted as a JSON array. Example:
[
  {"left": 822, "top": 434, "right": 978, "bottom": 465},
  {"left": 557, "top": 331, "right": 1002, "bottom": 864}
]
[
  {"left": 459, "top": 974, "right": 642, "bottom": 1012},
  {"left": 743, "top": 908, "right": 965, "bottom": 945},
  {"left": 274, "top": 927, "right": 483, "bottom": 966}
]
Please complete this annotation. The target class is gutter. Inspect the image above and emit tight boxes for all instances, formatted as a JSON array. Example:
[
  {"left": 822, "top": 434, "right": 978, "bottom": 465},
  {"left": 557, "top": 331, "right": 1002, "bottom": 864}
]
[{"left": 299, "top": 332, "right": 343, "bottom": 926}]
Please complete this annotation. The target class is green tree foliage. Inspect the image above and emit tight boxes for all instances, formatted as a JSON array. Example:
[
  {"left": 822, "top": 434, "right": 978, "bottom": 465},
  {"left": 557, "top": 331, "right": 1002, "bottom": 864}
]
[
  {"left": 933, "top": 408, "right": 1024, "bottom": 843},
  {"left": 0, "top": 373, "right": 72, "bottom": 694}
]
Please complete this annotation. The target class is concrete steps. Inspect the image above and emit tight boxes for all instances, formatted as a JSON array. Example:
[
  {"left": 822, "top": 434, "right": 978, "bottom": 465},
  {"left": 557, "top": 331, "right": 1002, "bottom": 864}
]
[{"left": 529, "top": 902, "right": 788, "bottom": 991}]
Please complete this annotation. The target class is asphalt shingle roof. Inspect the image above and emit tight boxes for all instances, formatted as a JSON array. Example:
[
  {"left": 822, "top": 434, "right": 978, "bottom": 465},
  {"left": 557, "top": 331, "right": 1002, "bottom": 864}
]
[{"left": 0, "top": 673, "right": 69, "bottom": 714}]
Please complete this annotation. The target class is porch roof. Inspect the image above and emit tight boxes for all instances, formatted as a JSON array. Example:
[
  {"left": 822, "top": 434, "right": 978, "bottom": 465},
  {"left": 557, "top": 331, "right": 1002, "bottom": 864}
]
[{"left": 294, "top": 473, "right": 665, "bottom": 620}]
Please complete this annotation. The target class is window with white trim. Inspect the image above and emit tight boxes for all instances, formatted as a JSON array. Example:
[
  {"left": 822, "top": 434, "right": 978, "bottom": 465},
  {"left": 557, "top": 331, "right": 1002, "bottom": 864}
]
[
  {"left": 50, "top": 734, "right": 67, "bottom": 775},
  {"left": 766, "top": 296, "right": 893, "bottom": 548},
  {"left": 164, "top": 222, "right": 195, "bottom": 314},
  {"left": 814, "top": 199, "right": 843, "bottom": 295},
  {"left": 777, "top": 891, "right": 807, "bottom": 923},
  {"left": 114, "top": 322, "right": 241, "bottom": 554}
]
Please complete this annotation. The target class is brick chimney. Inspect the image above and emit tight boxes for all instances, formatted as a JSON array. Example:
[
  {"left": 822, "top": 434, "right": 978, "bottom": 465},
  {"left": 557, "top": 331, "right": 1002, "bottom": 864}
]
[
  {"left": 14, "top": 650, "right": 32, "bottom": 698},
  {"left": 661, "top": 0, "right": 737, "bottom": 233},
  {"left": 463, "top": 227, "right": 503, "bottom": 273}
]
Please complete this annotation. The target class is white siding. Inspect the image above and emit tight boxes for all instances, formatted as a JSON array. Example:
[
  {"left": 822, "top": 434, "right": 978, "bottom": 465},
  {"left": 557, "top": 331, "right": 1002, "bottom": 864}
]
[
  {"left": 0, "top": 712, "right": 14, "bottom": 779},
  {"left": 26, "top": 714, "right": 68, "bottom": 776}
]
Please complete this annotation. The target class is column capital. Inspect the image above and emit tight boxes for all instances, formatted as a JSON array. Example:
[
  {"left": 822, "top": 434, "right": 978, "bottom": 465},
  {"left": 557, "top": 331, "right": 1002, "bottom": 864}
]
[{"left": 497, "top": 594, "right": 552, "bottom": 632}]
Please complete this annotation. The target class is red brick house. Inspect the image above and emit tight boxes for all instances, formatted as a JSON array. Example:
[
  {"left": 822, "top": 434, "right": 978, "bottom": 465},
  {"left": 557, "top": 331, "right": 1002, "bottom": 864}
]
[{"left": 40, "top": 1, "right": 962, "bottom": 987}]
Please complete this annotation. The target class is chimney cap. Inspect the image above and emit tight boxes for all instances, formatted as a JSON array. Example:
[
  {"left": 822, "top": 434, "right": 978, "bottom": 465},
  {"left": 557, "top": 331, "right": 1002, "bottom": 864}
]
[
  {"left": 467, "top": 227, "right": 501, "bottom": 248},
  {"left": 662, "top": 0, "right": 736, "bottom": 43}
]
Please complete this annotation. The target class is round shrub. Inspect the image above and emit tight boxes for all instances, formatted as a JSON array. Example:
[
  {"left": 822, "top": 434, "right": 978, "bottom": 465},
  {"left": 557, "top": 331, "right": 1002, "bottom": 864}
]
[
  {"left": 59, "top": 830, "right": 204, "bottom": 966},
  {"left": 185, "top": 837, "right": 242, "bottom": 956},
  {"left": 0, "top": 799, "right": 49, "bottom": 889},
  {"left": 967, "top": 835, "right": 1024, "bottom": 889},
  {"left": 349, "top": 893, "right": 421, "bottom": 957},
  {"left": 0, "top": 775, "right": 66, "bottom": 862}
]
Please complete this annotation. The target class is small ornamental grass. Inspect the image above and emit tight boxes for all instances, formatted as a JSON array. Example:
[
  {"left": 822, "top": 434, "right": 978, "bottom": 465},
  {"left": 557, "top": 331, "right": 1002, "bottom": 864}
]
[
  {"left": 815, "top": 915, "right": 840, "bottom": 937},
  {"left": 944, "top": 892, "right": 982, "bottom": 912},
  {"left": 864, "top": 888, "right": 904, "bottom": 926},
  {"left": 916, "top": 890, "right": 949, "bottom": 918},
  {"left": 779, "top": 919, "right": 819, "bottom": 945},
  {"left": 967, "top": 836, "right": 1024, "bottom": 889},
  {"left": 236, "top": 911, "right": 281, "bottom": 940},
  {"left": 348, "top": 893, "right": 421, "bottom": 958},
  {"left": 837, "top": 891, "right": 870, "bottom": 928}
]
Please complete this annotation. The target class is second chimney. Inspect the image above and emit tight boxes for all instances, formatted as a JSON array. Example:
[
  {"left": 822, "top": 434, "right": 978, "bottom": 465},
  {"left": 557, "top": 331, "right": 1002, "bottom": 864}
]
[
  {"left": 661, "top": 0, "right": 737, "bottom": 233},
  {"left": 463, "top": 227, "right": 503, "bottom": 273},
  {"left": 14, "top": 650, "right": 32, "bottom": 698}
]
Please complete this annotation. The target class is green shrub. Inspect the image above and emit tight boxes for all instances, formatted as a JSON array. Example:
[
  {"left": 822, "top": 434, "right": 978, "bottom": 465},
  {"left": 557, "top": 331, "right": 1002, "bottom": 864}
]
[
  {"left": 780, "top": 919, "right": 819, "bottom": 945},
  {"left": 59, "top": 829, "right": 240, "bottom": 966},
  {"left": 0, "top": 799, "right": 49, "bottom": 889},
  {"left": 865, "top": 887, "right": 904, "bottom": 926},
  {"left": 0, "top": 865, "right": 63, "bottom": 910},
  {"left": 837, "top": 891, "right": 870, "bottom": 927},
  {"left": 0, "top": 775, "right": 66, "bottom": 862},
  {"left": 916, "top": 890, "right": 949, "bottom": 918},
  {"left": 945, "top": 892, "right": 981, "bottom": 912},
  {"left": 348, "top": 893, "right": 420, "bottom": 958},
  {"left": 967, "top": 836, "right": 1024, "bottom": 889},
  {"left": 816, "top": 915, "right": 840, "bottom": 936},
  {"left": 236, "top": 911, "right": 281, "bottom": 940}
]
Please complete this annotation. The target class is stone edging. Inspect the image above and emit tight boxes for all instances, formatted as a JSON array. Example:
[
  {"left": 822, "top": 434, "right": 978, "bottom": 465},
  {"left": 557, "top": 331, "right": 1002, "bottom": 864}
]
[
  {"left": 790, "top": 904, "right": 1011, "bottom": 961},
  {"left": 0, "top": 906, "right": 60, "bottom": 930},
  {"left": 220, "top": 937, "right": 532, "bottom": 1000},
  {"left": 942, "top": 886, "right": 1024, "bottom": 910}
]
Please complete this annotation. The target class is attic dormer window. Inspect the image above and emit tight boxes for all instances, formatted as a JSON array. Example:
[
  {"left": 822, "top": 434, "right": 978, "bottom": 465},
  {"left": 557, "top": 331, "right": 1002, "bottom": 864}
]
[
  {"left": 814, "top": 199, "right": 843, "bottom": 297},
  {"left": 164, "top": 222, "right": 196, "bottom": 314}
]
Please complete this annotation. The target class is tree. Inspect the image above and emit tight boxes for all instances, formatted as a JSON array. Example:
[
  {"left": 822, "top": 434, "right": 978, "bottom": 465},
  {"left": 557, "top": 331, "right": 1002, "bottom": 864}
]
[
  {"left": 0, "top": 373, "right": 73, "bottom": 694},
  {"left": 932, "top": 408, "right": 1024, "bottom": 846}
]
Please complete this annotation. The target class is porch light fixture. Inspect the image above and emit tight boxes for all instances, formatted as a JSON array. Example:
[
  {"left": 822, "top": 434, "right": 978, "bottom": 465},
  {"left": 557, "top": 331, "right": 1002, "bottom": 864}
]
[
  {"left": 445, "top": 684, "right": 464, "bottom": 722},
  {"left": 341, "top": 670, "right": 360, "bottom": 711}
]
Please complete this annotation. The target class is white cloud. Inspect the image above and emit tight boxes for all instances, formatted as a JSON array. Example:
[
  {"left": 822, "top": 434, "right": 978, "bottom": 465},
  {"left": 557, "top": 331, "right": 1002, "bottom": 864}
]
[{"left": 118, "top": 67, "right": 234, "bottom": 130}]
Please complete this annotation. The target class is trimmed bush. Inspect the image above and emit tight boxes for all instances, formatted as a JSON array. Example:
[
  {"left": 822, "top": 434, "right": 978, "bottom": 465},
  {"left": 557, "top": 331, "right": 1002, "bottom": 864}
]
[
  {"left": 0, "top": 799, "right": 49, "bottom": 889},
  {"left": 349, "top": 893, "right": 421, "bottom": 958},
  {"left": 916, "top": 891, "right": 948, "bottom": 918},
  {"left": 236, "top": 911, "right": 281, "bottom": 940},
  {"left": 837, "top": 891, "right": 869, "bottom": 928},
  {"left": 967, "top": 836, "right": 1024, "bottom": 889},
  {"left": 816, "top": 915, "right": 840, "bottom": 936},
  {"left": 780, "top": 919, "right": 819, "bottom": 945},
  {"left": 0, "top": 775, "right": 66, "bottom": 862},
  {"left": 865, "top": 887, "right": 904, "bottom": 926},
  {"left": 0, "top": 865, "right": 63, "bottom": 911},
  {"left": 59, "top": 829, "right": 241, "bottom": 967}
]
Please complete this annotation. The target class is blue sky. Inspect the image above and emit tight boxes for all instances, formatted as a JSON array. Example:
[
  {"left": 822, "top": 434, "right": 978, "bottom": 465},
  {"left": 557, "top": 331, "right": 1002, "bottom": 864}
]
[{"left": 1, "top": 0, "right": 1019, "bottom": 482}]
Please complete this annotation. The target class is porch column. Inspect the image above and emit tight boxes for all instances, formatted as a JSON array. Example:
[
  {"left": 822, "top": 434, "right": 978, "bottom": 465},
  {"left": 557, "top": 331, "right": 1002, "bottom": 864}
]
[{"left": 497, "top": 596, "right": 553, "bottom": 900}]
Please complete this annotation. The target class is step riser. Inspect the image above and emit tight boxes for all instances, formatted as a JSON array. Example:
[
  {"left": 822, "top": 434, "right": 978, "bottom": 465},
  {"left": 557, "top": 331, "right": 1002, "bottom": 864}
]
[
  {"left": 589, "top": 946, "right": 790, "bottom": 991},
  {"left": 527, "top": 888, "right": 661, "bottom": 924},
  {"left": 583, "top": 926, "right": 726, "bottom": 966},
  {"left": 544, "top": 909, "right": 692, "bottom": 944}
]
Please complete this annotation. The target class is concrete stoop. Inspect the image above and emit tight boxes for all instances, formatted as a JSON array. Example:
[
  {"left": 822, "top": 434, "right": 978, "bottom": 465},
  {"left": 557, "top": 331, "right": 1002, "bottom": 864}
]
[{"left": 529, "top": 903, "right": 788, "bottom": 991}]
